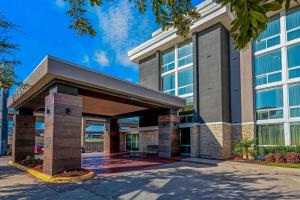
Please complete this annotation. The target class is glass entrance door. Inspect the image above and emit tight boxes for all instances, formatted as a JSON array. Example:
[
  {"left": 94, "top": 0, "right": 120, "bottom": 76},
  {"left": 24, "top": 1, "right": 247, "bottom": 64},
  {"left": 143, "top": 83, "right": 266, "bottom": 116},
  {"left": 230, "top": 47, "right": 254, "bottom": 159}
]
[
  {"left": 180, "top": 128, "right": 191, "bottom": 156},
  {"left": 126, "top": 134, "right": 139, "bottom": 151}
]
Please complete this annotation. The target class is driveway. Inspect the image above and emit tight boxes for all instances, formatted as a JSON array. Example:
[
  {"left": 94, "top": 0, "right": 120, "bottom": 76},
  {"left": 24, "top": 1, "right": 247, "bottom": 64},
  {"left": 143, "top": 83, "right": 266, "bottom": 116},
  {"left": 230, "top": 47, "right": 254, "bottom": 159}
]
[{"left": 1, "top": 156, "right": 300, "bottom": 200}]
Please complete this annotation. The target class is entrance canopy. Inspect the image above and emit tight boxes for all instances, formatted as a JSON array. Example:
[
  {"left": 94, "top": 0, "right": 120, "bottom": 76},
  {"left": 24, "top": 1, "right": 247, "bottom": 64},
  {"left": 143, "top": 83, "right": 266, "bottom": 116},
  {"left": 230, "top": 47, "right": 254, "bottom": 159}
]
[{"left": 8, "top": 56, "right": 185, "bottom": 117}]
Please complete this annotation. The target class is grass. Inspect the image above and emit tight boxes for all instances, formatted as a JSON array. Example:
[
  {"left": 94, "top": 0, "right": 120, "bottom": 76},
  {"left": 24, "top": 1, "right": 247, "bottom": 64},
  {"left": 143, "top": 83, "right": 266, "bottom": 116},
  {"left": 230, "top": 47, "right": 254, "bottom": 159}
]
[{"left": 259, "top": 162, "right": 300, "bottom": 169}]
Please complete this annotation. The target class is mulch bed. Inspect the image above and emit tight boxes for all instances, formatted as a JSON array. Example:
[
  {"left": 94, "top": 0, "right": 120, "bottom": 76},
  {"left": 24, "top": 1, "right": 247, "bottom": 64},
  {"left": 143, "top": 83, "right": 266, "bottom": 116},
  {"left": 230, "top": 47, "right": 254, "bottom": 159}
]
[{"left": 17, "top": 159, "right": 90, "bottom": 177}]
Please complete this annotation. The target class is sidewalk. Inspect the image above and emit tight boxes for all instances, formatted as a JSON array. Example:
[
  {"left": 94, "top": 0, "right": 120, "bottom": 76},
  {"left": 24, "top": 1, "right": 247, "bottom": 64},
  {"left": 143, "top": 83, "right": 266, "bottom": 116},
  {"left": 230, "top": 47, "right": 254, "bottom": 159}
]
[{"left": 183, "top": 158, "right": 300, "bottom": 176}]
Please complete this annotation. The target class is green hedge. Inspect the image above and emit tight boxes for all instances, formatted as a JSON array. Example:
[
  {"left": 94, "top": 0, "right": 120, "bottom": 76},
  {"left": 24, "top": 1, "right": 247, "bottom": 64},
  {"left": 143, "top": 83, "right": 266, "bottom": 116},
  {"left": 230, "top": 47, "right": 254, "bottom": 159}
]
[{"left": 257, "top": 145, "right": 300, "bottom": 155}]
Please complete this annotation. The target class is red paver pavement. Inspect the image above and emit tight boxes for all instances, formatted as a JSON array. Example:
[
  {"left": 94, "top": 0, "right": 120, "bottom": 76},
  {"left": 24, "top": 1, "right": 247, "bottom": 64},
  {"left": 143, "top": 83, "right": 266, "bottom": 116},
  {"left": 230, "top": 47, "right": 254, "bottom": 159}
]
[{"left": 82, "top": 152, "right": 181, "bottom": 175}]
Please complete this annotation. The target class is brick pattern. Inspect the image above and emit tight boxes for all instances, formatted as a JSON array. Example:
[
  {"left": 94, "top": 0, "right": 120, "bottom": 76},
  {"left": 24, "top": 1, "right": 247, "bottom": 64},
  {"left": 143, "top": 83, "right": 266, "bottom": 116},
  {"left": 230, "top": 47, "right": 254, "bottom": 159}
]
[
  {"left": 43, "top": 93, "right": 82, "bottom": 176},
  {"left": 199, "top": 123, "right": 232, "bottom": 159},
  {"left": 190, "top": 125, "right": 200, "bottom": 158},
  {"left": 231, "top": 124, "right": 255, "bottom": 148},
  {"left": 12, "top": 115, "right": 35, "bottom": 162},
  {"left": 158, "top": 115, "right": 180, "bottom": 158},
  {"left": 139, "top": 129, "right": 159, "bottom": 152}
]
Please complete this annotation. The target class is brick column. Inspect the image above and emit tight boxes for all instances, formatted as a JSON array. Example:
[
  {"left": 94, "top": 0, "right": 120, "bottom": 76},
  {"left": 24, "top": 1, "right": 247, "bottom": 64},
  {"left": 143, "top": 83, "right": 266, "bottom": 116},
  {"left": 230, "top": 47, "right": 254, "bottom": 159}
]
[
  {"left": 12, "top": 114, "right": 35, "bottom": 162},
  {"left": 43, "top": 92, "right": 82, "bottom": 176},
  {"left": 158, "top": 114, "right": 180, "bottom": 158},
  {"left": 190, "top": 125, "right": 200, "bottom": 158},
  {"left": 104, "top": 119, "right": 119, "bottom": 154}
]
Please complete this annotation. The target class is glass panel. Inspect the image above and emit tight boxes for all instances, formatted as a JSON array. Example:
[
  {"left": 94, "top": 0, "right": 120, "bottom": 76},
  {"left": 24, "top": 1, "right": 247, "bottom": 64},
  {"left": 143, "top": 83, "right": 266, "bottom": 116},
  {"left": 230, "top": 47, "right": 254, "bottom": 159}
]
[
  {"left": 291, "top": 122, "right": 300, "bottom": 145},
  {"left": 286, "top": 8, "right": 300, "bottom": 41},
  {"left": 289, "top": 68, "right": 300, "bottom": 79},
  {"left": 289, "top": 84, "right": 300, "bottom": 107},
  {"left": 256, "top": 87, "right": 283, "bottom": 110},
  {"left": 35, "top": 122, "right": 45, "bottom": 130},
  {"left": 255, "top": 50, "right": 282, "bottom": 75},
  {"left": 126, "top": 134, "right": 139, "bottom": 151},
  {"left": 161, "top": 48, "right": 175, "bottom": 72},
  {"left": 256, "top": 124, "right": 285, "bottom": 145},
  {"left": 290, "top": 108, "right": 300, "bottom": 117},
  {"left": 178, "top": 68, "right": 193, "bottom": 95},
  {"left": 254, "top": 17, "right": 280, "bottom": 51},
  {"left": 287, "top": 44, "right": 300, "bottom": 79},
  {"left": 162, "top": 73, "right": 175, "bottom": 93},
  {"left": 178, "top": 42, "right": 192, "bottom": 59}
]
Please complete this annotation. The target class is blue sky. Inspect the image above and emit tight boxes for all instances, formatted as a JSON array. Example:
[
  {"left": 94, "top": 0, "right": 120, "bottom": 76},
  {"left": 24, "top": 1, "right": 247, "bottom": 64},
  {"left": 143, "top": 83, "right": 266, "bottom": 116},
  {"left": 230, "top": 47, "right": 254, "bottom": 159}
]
[{"left": 0, "top": 0, "right": 202, "bottom": 92}]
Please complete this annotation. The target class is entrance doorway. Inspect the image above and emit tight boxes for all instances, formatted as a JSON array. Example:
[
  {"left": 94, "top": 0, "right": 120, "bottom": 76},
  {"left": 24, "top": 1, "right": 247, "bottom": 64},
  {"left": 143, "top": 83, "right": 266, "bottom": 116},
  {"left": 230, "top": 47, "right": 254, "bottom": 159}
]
[
  {"left": 180, "top": 128, "right": 191, "bottom": 156},
  {"left": 125, "top": 134, "right": 139, "bottom": 152}
]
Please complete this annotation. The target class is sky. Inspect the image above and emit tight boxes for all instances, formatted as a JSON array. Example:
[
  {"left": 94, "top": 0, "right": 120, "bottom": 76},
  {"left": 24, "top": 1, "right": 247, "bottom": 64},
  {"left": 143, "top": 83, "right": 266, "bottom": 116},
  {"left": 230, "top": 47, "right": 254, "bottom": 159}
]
[{"left": 0, "top": 0, "right": 203, "bottom": 93}]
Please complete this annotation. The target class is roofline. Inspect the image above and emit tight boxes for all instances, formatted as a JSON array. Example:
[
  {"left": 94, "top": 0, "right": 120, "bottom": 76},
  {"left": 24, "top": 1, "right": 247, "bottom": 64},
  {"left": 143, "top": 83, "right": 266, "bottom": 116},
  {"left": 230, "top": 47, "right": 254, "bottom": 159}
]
[
  {"left": 128, "top": 0, "right": 233, "bottom": 63},
  {"left": 8, "top": 56, "right": 186, "bottom": 109}
]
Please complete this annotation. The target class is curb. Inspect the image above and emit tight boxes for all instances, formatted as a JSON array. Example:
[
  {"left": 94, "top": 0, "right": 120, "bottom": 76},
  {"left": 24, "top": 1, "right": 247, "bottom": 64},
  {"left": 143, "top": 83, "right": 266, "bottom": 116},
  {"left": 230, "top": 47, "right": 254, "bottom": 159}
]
[{"left": 8, "top": 161, "right": 95, "bottom": 183}]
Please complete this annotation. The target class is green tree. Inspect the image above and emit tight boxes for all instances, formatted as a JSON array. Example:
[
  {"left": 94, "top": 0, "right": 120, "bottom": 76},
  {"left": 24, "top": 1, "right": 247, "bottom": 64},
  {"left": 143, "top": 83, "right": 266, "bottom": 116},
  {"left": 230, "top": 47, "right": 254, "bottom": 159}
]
[
  {"left": 0, "top": 14, "right": 20, "bottom": 89},
  {"left": 64, "top": 0, "right": 299, "bottom": 49}
]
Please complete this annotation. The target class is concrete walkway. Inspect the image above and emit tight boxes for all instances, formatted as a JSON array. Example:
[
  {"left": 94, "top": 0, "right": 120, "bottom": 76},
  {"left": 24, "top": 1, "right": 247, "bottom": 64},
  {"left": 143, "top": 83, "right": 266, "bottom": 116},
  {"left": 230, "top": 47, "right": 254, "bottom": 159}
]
[{"left": 1, "top": 156, "right": 300, "bottom": 199}]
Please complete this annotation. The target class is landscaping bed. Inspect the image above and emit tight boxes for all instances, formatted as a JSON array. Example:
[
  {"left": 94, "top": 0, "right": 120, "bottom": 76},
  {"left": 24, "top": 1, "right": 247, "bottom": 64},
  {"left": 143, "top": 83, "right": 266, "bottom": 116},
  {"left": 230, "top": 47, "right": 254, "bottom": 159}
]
[
  {"left": 233, "top": 139, "right": 300, "bottom": 169},
  {"left": 11, "top": 156, "right": 94, "bottom": 182}
]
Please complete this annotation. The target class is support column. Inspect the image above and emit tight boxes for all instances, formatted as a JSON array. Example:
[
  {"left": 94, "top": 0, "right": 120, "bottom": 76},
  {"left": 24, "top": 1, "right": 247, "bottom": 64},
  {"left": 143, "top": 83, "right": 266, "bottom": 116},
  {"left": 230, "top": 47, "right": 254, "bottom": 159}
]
[
  {"left": 104, "top": 118, "right": 120, "bottom": 154},
  {"left": 43, "top": 92, "right": 82, "bottom": 176},
  {"left": 158, "top": 111, "right": 180, "bottom": 158},
  {"left": 0, "top": 88, "right": 9, "bottom": 156},
  {"left": 12, "top": 110, "right": 35, "bottom": 162}
]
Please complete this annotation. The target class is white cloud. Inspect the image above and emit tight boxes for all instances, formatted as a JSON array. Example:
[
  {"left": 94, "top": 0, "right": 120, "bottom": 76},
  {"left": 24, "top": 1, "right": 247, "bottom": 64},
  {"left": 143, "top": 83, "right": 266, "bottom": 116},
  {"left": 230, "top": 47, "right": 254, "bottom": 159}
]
[
  {"left": 94, "top": 50, "right": 109, "bottom": 67},
  {"left": 82, "top": 54, "right": 90, "bottom": 65},
  {"left": 55, "top": 0, "right": 66, "bottom": 8},
  {"left": 95, "top": 0, "right": 156, "bottom": 70}
]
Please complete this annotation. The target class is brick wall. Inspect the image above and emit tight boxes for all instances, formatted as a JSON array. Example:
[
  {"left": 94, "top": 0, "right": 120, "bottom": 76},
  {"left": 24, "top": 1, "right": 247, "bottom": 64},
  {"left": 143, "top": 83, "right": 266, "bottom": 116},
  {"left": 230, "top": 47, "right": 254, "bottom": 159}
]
[{"left": 139, "top": 128, "right": 159, "bottom": 152}]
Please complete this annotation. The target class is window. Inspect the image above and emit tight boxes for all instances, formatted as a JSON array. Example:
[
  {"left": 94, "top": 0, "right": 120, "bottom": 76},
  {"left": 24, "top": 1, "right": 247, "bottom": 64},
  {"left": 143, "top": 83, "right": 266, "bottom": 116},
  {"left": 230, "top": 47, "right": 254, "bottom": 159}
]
[
  {"left": 254, "top": 17, "right": 280, "bottom": 52},
  {"left": 126, "top": 134, "right": 139, "bottom": 151},
  {"left": 287, "top": 43, "right": 300, "bottom": 79},
  {"left": 185, "top": 96, "right": 193, "bottom": 105},
  {"left": 256, "top": 87, "right": 283, "bottom": 120},
  {"left": 291, "top": 122, "right": 300, "bottom": 145},
  {"left": 35, "top": 122, "right": 45, "bottom": 130},
  {"left": 289, "top": 83, "right": 300, "bottom": 117},
  {"left": 178, "top": 67, "right": 193, "bottom": 95},
  {"left": 256, "top": 124, "right": 285, "bottom": 145},
  {"left": 286, "top": 8, "right": 300, "bottom": 41},
  {"left": 254, "top": 50, "right": 282, "bottom": 85},
  {"left": 178, "top": 42, "right": 192, "bottom": 67},
  {"left": 161, "top": 48, "right": 175, "bottom": 73},
  {"left": 162, "top": 73, "right": 175, "bottom": 95}
]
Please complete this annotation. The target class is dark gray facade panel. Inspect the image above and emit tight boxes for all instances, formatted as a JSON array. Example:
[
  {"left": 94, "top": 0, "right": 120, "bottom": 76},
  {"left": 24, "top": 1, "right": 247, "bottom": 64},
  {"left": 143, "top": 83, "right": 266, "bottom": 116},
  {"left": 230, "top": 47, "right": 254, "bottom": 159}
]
[
  {"left": 229, "top": 37, "right": 242, "bottom": 123},
  {"left": 139, "top": 52, "right": 160, "bottom": 90},
  {"left": 192, "top": 32, "right": 200, "bottom": 122},
  {"left": 197, "top": 24, "right": 231, "bottom": 123}
]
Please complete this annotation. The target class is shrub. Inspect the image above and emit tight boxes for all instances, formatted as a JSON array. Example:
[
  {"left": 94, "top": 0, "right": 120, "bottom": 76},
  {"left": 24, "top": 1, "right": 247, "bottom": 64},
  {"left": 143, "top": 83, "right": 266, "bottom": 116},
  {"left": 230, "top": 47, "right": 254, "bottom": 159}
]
[
  {"left": 258, "top": 146, "right": 300, "bottom": 155},
  {"left": 265, "top": 153, "right": 274, "bottom": 162},
  {"left": 274, "top": 153, "right": 286, "bottom": 163},
  {"left": 285, "top": 152, "right": 300, "bottom": 164},
  {"left": 233, "top": 138, "right": 254, "bottom": 160}
]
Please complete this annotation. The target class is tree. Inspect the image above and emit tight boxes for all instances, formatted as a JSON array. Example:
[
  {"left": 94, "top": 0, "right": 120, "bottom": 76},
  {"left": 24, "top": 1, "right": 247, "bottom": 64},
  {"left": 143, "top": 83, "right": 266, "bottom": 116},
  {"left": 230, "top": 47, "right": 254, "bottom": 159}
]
[
  {"left": 64, "top": 0, "right": 299, "bottom": 49},
  {"left": 0, "top": 14, "right": 20, "bottom": 89}
]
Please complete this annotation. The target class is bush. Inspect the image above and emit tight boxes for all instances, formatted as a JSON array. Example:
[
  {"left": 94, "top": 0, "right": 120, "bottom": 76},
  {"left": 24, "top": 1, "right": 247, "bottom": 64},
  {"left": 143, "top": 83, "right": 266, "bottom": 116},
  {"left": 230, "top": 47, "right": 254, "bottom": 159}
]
[
  {"left": 265, "top": 153, "right": 274, "bottom": 162},
  {"left": 258, "top": 146, "right": 300, "bottom": 155},
  {"left": 274, "top": 153, "right": 286, "bottom": 163},
  {"left": 233, "top": 138, "right": 254, "bottom": 160},
  {"left": 286, "top": 152, "right": 300, "bottom": 164}
]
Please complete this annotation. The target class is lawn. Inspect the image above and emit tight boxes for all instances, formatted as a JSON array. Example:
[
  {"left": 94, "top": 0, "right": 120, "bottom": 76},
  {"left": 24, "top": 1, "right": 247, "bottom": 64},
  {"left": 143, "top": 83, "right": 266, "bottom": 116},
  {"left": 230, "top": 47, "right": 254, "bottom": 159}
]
[{"left": 260, "top": 162, "right": 300, "bottom": 169}]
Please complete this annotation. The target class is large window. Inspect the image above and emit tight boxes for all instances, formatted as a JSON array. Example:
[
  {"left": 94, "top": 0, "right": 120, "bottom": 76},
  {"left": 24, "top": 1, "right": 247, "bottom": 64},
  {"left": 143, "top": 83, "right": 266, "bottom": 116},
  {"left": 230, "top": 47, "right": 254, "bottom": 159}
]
[
  {"left": 289, "top": 83, "right": 300, "bottom": 118},
  {"left": 254, "top": 50, "right": 282, "bottom": 86},
  {"left": 286, "top": 8, "right": 300, "bottom": 41},
  {"left": 256, "top": 87, "right": 283, "bottom": 120},
  {"left": 161, "top": 42, "right": 193, "bottom": 102},
  {"left": 162, "top": 73, "right": 175, "bottom": 95},
  {"left": 178, "top": 67, "right": 193, "bottom": 95},
  {"left": 126, "top": 134, "right": 139, "bottom": 151},
  {"left": 257, "top": 124, "right": 285, "bottom": 145},
  {"left": 178, "top": 42, "right": 192, "bottom": 67},
  {"left": 287, "top": 43, "right": 300, "bottom": 79},
  {"left": 161, "top": 48, "right": 175, "bottom": 73},
  {"left": 254, "top": 17, "right": 280, "bottom": 52},
  {"left": 291, "top": 122, "right": 300, "bottom": 145}
]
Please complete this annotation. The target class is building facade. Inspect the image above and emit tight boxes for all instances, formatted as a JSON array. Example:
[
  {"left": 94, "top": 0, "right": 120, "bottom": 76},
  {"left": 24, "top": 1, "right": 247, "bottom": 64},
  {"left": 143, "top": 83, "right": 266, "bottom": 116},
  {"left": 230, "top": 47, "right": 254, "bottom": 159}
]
[{"left": 128, "top": 0, "right": 300, "bottom": 159}]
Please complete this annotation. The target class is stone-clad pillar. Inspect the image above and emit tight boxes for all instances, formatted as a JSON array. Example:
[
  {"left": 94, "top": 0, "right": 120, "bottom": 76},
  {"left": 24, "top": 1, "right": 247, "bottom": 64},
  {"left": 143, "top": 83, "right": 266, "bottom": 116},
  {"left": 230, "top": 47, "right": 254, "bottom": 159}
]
[
  {"left": 12, "top": 112, "right": 35, "bottom": 162},
  {"left": 43, "top": 92, "right": 82, "bottom": 176},
  {"left": 104, "top": 118, "right": 120, "bottom": 154},
  {"left": 158, "top": 112, "right": 180, "bottom": 158}
]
